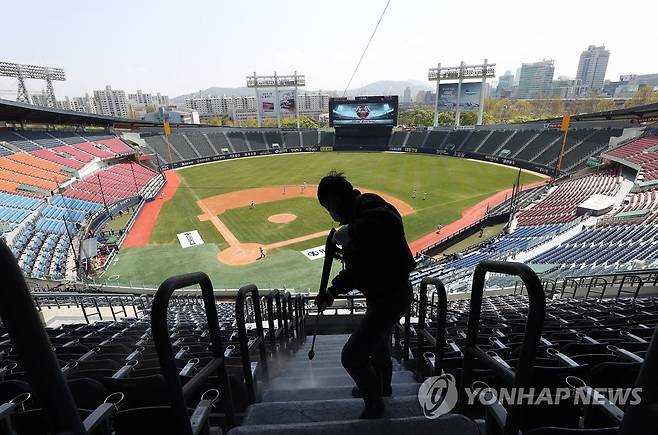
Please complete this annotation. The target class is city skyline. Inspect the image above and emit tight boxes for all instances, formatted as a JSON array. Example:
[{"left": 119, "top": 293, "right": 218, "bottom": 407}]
[{"left": 1, "top": 0, "right": 657, "bottom": 100}]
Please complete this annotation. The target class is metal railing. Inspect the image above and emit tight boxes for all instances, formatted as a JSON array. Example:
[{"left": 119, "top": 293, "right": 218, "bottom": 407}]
[
  {"left": 235, "top": 284, "right": 268, "bottom": 405},
  {"left": 151, "top": 272, "right": 236, "bottom": 433},
  {"left": 459, "top": 260, "right": 546, "bottom": 435}
]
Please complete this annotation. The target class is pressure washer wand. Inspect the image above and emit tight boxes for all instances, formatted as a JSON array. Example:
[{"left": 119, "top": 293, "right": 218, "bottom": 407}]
[{"left": 307, "top": 309, "right": 321, "bottom": 360}]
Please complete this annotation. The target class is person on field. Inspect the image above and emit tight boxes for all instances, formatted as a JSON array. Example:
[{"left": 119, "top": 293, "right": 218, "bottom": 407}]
[{"left": 314, "top": 170, "right": 415, "bottom": 419}]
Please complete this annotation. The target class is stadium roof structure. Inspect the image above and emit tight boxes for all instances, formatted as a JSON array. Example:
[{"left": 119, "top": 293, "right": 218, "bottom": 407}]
[
  {"left": 543, "top": 102, "right": 658, "bottom": 123},
  {"left": 0, "top": 98, "right": 160, "bottom": 127}
]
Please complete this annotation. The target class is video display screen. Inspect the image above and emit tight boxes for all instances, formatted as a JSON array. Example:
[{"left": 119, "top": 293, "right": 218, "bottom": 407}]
[{"left": 329, "top": 96, "right": 398, "bottom": 127}]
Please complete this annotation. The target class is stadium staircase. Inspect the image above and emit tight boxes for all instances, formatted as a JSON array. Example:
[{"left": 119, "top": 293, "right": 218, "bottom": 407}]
[{"left": 228, "top": 334, "right": 473, "bottom": 435}]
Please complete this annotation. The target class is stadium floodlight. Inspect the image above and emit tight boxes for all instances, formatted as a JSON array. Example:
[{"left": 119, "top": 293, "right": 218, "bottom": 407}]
[
  {"left": 427, "top": 60, "right": 495, "bottom": 127},
  {"left": 0, "top": 61, "right": 66, "bottom": 107},
  {"left": 246, "top": 71, "right": 305, "bottom": 128}
]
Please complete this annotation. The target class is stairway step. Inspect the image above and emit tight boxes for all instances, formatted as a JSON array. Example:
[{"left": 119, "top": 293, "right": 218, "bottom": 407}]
[
  {"left": 267, "top": 371, "right": 415, "bottom": 389},
  {"left": 275, "top": 364, "right": 401, "bottom": 379},
  {"left": 244, "top": 395, "right": 424, "bottom": 425},
  {"left": 228, "top": 414, "right": 479, "bottom": 435},
  {"left": 262, "top": 382, "right": 420, "bottom": 402}
]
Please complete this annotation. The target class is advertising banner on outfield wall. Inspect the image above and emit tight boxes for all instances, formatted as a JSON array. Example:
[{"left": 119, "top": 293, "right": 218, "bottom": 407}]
[{"left": 437, "top": 82, "right": 482, "bottom": 112}]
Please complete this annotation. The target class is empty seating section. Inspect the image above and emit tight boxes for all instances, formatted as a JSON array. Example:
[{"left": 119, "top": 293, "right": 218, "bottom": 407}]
[
  {"left": 47, "top": 131, "right": 86, "bottom": 145},
  {"left": 31, "top": 149, "right": 84, "bottom": 170},
  {"left": 245, "top": 132, "right": 267, "bottom": 151},
  {"left": 0, "top": 192, "right": 42, "bottom": 233},
  {"left": 403, "top": 293, "right": 658, "bottom": 433},
  {"left": 264, "top": 131, "right": 284, "bottom": 148},
  {"left": 0, "top": 144, "right": 12, "bottom": 157},
  {"left": 500, "top": 130, "right": 537, "bottom": 157},
  {"left": 411, "top": 224, "right": 561, "bottom": 288},
  {"left": 476, "top": 130, "right": 513, "bottom": 154},
  {"left": 609, "top": 188, "right": 658, "bottom": 224},
  {"left": 561, "top": 128, "right": 622, "bottom": 170},
  {"left": 282, "top": 131, "right": 301, "bottom": 148},
  {"left": 513, "top": 130, "right": 560, "bottom": 161},
  {"left": 0, "top": 130, "right": 40, "bottom": 151},
  {"left": 529, "top": 224, "right": 658, "bottom": 271},
  {"left": 144, "top": 134, "right": 178, "bottom": 162},
  {"left": 207, "top": 131, "right": 233, "bottom": 154},
  {"left": 424, "top": 130, "right": 448, "bottom": 149},
  {"left": 8, "top": 193, "right": 104, "bottom": 279},
  {"left": 517, "top": 170, "right": 619, "bottom": 225},
  {"left": 301, "top": 130, "right": 318, "bottom": 147},
  {"left": 441, "top": 130, "right": 470, "bottom": 150},
  {"left": 0, "top": 167, "right": 57, "bottom": 193},
  {"left": 52, "top": 145, "right": 95, "bottom": 163},
  {"left": 184, "top": 132, "right": 216, "bottom": 157},
  {"left": 16, "top": 130, "right": 62, "bottom": 148},
  {"left": 168, "top": 133, "right": 198, "bottom": 160},
  {"left": 319, "top": 130, "right": 335, "bottom": 146},
  {"left": 65, "top": 163, "right": 157, "bottom": 204},
  {"left": 226, "top": 132, "right": 250, "bottom": 153},
  {"left": 69, "top": 142, "right": 115, "bottom": 160},
  {"left": 94, "top": 138, "right": 134, "bottom": 155},
  {"left": 534, "top": 129, "right": 594, "bottom": 166},
  {"left": 607, "top": 136, "right": 658, "bottom": 181},
  {"left": 458, "top": 130, "right": 489, "bottom": 152},
  {"left": 405, "top": 131, "right": 426, "bottom": 147},
  {"left": 0, "top": 155, "right": 68, "bottom": 192},
  {"left": 388, "top": 131, "right": 407, "bottom": 146}
]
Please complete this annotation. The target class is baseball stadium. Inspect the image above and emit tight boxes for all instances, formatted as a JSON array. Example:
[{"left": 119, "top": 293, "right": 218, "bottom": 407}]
[{"left": 1, "top": 3, "right": 658, "bottom": 433}]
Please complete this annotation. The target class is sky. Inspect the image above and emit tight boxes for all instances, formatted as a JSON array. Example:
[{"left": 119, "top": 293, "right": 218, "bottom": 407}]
[{"left": 1, "top": 0, "right": 657, "bottom": 100}]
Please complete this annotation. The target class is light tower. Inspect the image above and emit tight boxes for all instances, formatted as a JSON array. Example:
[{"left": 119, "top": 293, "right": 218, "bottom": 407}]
[
  {"left": 246, "top": 72, "right": 305, "bottom": 128},
  {"left": 428, "top": 60, "right": 495, "bottom": 126},
  {"left": 0, "top": 61, "right": 66, "bottom": 107}
]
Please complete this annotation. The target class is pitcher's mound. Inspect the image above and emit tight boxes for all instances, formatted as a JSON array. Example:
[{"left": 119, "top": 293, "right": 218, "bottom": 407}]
[
  {"left": 218, "top": 243, "right": 262, "bottom": 266},
  {"left": 268, "top": 213, "right": 297, "bottom": 224}
]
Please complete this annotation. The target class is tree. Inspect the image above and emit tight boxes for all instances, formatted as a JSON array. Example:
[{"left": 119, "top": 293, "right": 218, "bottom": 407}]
[
  {"left": 623, "top": 85, "right": 658, "bottom": 108},
  {"left": 298, "top": 115, "right": 319, "bottom": 128},
  {"left": 145, "top": 105, "right": 157, "bottom": 113},
  {"left": 437, "top": 112, "right": 455, "bottom": 126},
  {"left": 459, "top": 112, "right": 477, "bottom": 125},
  {"left": 595, "top": 99, "right": 617, "bottom": 112}
]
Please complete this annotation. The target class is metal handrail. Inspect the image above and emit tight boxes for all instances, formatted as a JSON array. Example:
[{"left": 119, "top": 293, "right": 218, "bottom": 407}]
[
  {"left": 235, "top": 284, "right": 268, "bottom": 404},
  {"left": 458, "top": 260, "right": 546, "bottom": 435},
  {"left": 416, "top": 277, "right": 447, "bottom": 377},
  {"left": 151, "top": 272, "right": 236, "bottom": 433},
  {"left": 265, "top": 290, "right": 283, "bottom": 347}
]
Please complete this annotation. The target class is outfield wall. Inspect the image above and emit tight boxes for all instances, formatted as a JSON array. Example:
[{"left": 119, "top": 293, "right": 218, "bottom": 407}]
[{"left": 159, "top": 144, "right": 554, "bottom": 176}]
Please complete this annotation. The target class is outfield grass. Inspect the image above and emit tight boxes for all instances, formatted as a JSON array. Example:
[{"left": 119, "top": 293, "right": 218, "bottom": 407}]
[
  {"left": 440, "top": 223, "right": 506, "bottom": 256},
  {"left": 221, "top": 197, "right": 334, "bottom": 245},
  {"left": 101, "top": 209, "right": 135, "bottom": 233},
  {"left": 102, "top": 152, "right": 542, "bottom": 290}
]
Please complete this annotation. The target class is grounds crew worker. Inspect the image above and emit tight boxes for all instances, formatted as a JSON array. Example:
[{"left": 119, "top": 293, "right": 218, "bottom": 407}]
[{"left": 314, "top": 171, "right": 415, "bottom": 419}]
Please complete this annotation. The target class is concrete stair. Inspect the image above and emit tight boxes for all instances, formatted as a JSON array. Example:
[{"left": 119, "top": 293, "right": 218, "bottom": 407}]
[{"left": 228, "top": 334, "right": 480, "bottom": 434}]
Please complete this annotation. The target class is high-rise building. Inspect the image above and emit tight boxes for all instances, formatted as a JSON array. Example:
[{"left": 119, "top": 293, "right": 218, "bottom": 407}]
[
  {"left": 402, "top": 87, "right": 412, "bottom": 104},
  {"left": 496, "top": 70, "right": 515, "bottom": 98},
  {"left": 516, "top": 60, "right": 555, "bottom": 99},
  {"left": 127, "top": 90, "right": 169, "bottom": 107},
  {"left": 575, "top": 45, "right": 610, "bottom": 96},
  {"left": 93, "top": 85, "right": 129, "bottom": 117}
]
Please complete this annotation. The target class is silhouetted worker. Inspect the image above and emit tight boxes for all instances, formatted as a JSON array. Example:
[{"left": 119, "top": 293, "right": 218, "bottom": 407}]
[{"left": 314, "top": 171, "right": 415, "bottom": 419}]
